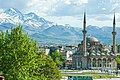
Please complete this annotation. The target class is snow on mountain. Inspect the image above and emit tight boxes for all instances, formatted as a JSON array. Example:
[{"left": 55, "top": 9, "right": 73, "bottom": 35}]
[
  {"left": 4, "top": 8, "right": 23, "bottom": 18},
  {"left": 0, "top": 8, "right": 23, "bottom": 24},
  {"left": 24, "top": 12, "right": 47, "bottom": 23},
  {"left": 0, "top": 8, "right": 51, "bottom": 28},
  {"left": 0, "top": 8, "right": 120, "bottom": 44},
  {"left": 23, "top": 12, "right": 49, "bottom": 27}
]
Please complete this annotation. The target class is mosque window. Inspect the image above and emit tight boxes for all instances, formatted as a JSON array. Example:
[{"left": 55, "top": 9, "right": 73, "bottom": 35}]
[{"left": 110, "top": 64, "right": 111, "bottom": 67}]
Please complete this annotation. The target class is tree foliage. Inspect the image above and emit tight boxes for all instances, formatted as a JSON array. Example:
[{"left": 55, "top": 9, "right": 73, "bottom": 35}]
[
  {"left": 51, "top": 50, "right": 63, "bottom": 67},
  {"left": 0, "top": 26, "right": 61, "bottom": 80},
  {"left": 116, "top": 55, "right": 120, "bottom": 65}
]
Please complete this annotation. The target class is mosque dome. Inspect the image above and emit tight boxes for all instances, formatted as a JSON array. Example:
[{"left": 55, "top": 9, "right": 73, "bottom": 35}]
[{"left": 86, "top": 36, "right": 99, "bottom": 42}]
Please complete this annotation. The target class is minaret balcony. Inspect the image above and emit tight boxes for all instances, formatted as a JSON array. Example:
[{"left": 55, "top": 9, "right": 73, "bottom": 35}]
[
  {"left": 112, "top": 32, "right": 116, "bottom": 35},
  {"left": 82, "top": 30, "right": 87, "bottom": 34}
]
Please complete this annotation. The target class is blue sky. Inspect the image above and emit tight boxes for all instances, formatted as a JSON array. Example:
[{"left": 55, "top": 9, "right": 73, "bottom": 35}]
[{"left": 0, "top": 0, "right": 120, "bottom": 27}]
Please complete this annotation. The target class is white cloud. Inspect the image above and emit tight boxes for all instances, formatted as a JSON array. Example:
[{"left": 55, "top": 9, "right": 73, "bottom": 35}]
[
  {"left": 102, "top": 8, "right": 106, "bottom": 10},
  {"left": 74, "top": 0, "right": 88, "bottom": 5},
  {"left": 0, "top": 0, "right": 28, "bottom": 12},
  {"left": 26, "top": 0, "right": 57, "bottom": 16},
  {"left": 64, "top": 0, "right": 71, "bottom": 5},
  {"left": 24, "top": 0, "right": 89, "bottom": 17},
  {"left": 45, "top": 16, "right": 82, "bottom": 27},
  {"left": 1, "top": 0, "right": 120, "bottom": 27}
]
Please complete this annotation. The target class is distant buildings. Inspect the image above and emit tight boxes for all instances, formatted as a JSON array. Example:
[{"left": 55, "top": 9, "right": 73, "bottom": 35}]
[
  {"left": 37, "top": 44, "right": 77, "bottom": 68},
  {"left": 37, "top": 44, "right": 50, "bottom": 55},
  {"left": 63, "top": 46, "right": 77, "bottom": 68},
  {"left": 56, "top": 45, "right": 77, "bottom": 68}
]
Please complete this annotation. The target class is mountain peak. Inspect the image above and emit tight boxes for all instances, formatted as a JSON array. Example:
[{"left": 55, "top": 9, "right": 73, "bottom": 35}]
[
  {"left": 27, "top": 12, "right": 37, "bottom": 16},
  {"left": 65, "top": 24, "right": 71, "bottom": 27},
  {"left": 87, "top": 25, "right": 100, "bottom": 29},
  {"left": 4, "top": 8, "right": 22, "bottom": 15},
  {"left": 25, "top": 12, "right": 38, "bottom": 19},
  {"left": 7, "top": 8, "right": 18, "bottom": 12}
]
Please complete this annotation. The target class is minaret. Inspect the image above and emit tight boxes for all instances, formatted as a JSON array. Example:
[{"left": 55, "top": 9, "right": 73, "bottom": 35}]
[
  {"left": 82, "top": 12, "right": 87, "bottom": 56},
  {"left": 112, "top": 14, "right": 117, "bottom": 54}
]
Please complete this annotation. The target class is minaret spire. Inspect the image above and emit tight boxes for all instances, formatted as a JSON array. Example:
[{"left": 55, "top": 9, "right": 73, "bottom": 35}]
[
  {"left": 113, "top": 14, "right": 116, "bottom": 31},
  {"left": 82, "top": 12, "right": 87, "bottom": 56},
  {"left": 84, "top": 12, "right": 86, "bottom": 24},
  {"left": 112, "top": 13, "right": 116, "bottom": 54}
]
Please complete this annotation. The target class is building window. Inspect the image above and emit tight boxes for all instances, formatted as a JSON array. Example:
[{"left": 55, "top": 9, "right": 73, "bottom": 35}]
[
  {"left": 113, "top": 62, "right": 115, "bottom": 67},
  {"left": 110, "top": 64, "right": 111, "bottom": 67},
  {"left": 103, "top": 58, "right": 106, "bottom": 67},
  {"left": 93, "top": 58, "right": 96, "bottom": 67},
  {"left": 98, "top": 59, "right": 102, "bottom": 67}
]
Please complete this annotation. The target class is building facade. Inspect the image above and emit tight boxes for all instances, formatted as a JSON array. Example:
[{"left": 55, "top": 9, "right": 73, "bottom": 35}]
[{"left": 72, "top": 13, "right": 117, "bottom": 70}]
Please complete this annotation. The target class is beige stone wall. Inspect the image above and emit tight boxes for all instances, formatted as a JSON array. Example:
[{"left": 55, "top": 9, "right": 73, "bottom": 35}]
[
  {"left": 72, "top": 55, "right": 117, "bottom": 70},
  {"left": 89, "top": 57, "right": 117, "bottom": 70}
]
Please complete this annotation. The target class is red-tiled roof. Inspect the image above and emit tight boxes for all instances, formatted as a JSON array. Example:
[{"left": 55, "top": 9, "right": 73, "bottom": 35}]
[{"left": 66, "top": 62, "right": 71, "bottom": 65}]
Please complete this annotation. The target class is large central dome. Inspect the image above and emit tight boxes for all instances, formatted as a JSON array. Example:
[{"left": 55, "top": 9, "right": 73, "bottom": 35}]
[{"left": 86, "top": 36, "right": 99, "bottom": 42}]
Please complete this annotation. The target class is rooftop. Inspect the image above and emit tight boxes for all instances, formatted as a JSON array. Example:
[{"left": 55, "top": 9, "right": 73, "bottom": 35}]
[{"left": 86, "top": 36, "right": 99, "bottom": 42}]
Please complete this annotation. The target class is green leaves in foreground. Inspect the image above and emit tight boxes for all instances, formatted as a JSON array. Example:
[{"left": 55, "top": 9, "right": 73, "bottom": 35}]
[{"left": 0, "top": 26, "right": 61, "bottom": 80}]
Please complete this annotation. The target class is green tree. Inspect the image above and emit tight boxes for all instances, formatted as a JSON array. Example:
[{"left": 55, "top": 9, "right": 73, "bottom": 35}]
[
  {"left": 0, "top": 26, "right": 61, "bottom": 80},
  {"left": 30, "top": 52, "right": 61, "bottom": 80},
  {"left": 116, "top": 55, "right": 120, "bottom": 65},
  {"left": 51, "top": 50, "right": 63, "bottom": 67}
]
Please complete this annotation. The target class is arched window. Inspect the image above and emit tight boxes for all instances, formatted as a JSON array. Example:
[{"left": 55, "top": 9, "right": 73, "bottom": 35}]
[
  {"left": 107, "top": 58, "right": 111, "bottom": 67},
  {"left": 103, "top": 58, "right": 106, "bottom": 67},
  {"left": 88, "top": 58, "right": 91, "bottom": 67},
  {"left": 108, "top": 58, "right": 111, "bottom": 62},
  {"left": 93, "top": 58, "right": 96, "bottom": 67},
  {"left": 98, "top": 58, "right": 102, "bottom": 67}
]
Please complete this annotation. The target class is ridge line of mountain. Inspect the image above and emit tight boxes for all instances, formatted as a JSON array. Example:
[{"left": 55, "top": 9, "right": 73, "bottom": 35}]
[{"left": 0, "top": 8, "right": 120, "bottom": 45}]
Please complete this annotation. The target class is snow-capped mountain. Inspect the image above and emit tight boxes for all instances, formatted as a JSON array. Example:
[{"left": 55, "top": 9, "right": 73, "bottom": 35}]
[
  {"left": 0, "top": 8, "right": 120, "bottom": 45},
  {"left": 0, "top": 8, "right": 52, "bottom": 28},
  {"left": 0, "top": 8, "right": 23, "bottom": 24},
  {"left": 0, "top": 8, "right": 81, "bottom": 44}
]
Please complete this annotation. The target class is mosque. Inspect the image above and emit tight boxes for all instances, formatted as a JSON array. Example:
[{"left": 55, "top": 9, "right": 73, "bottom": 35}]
[{"left": 72, "top": 13, "right": 117, "bottom": 70}]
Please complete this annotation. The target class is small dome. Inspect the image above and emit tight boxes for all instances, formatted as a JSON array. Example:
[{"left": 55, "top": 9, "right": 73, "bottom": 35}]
[
  {"left": 101, "top": 53, "right": 105, "bottom": 56},
  {"left": 110, "top": 53, "right": 115, "bottom": 56},
  {"left": 96, "top": 53, "right": 100, "bottom": 56},
  {"left": 106, "top": 53, "right": 110, "bottom": 56},
  {"left": 86, "top": 36, "right": 99, "bottom": 42},
  {"left": 91, "top": 53, "right": 96, "bottom": 56}
]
